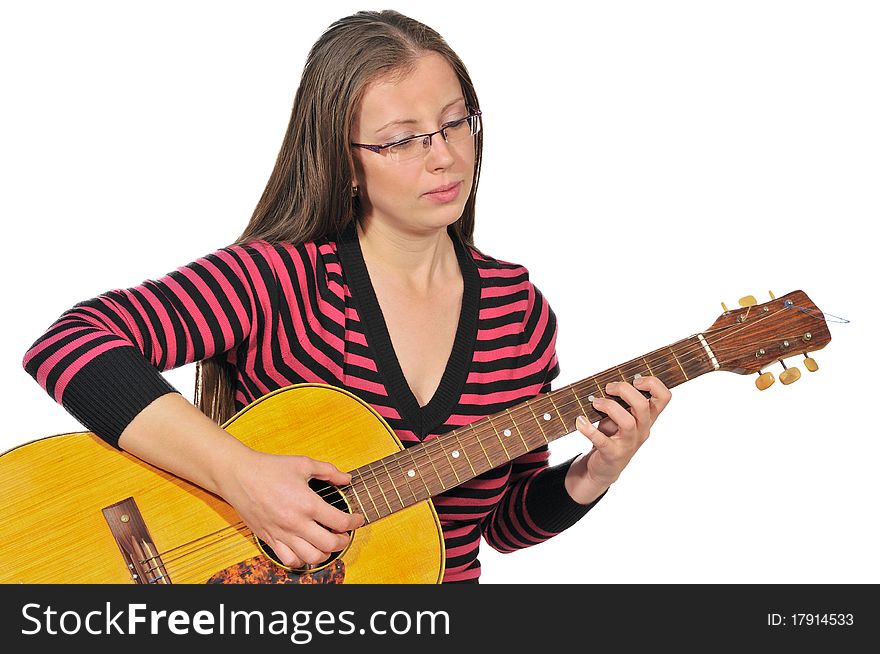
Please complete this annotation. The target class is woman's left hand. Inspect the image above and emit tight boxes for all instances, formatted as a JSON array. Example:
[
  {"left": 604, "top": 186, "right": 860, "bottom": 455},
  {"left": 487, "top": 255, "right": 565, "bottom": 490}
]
[{"left": 566, "top": 375, "right": 672, "bottom": 503}]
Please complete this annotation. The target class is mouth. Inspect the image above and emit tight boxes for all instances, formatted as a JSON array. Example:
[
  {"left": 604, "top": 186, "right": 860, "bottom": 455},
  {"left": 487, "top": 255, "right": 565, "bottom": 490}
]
[
  {"left": 423, "top": 181, "right": 463, "bottom": 196},
  {"left": 421, "top": 181, "right": 463, "bottom": 204}
]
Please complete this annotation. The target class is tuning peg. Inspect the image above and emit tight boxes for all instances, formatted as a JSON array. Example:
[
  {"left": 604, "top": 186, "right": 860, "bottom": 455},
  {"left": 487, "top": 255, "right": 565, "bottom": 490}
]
[
  {"left": 778, "top": 360, "right": 801, "bottom": 385},
  {"left": 739, "top": 295, "right": 757, "bottom": 307},
  {"left": 721, "top": 301, "right": 729, "bottom": 313},
  {"left": 755, "top": 370, "right": 775, "bottom": 390},
  {"left": 803, "top": 354, "right": 818, "bottom": 372},
  {"left": 769, "top": 290, "right": 776, "bottom": 300}
]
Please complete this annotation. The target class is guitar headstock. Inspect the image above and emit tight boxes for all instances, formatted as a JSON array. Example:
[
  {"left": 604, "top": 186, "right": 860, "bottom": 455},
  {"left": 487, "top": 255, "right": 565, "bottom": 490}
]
[{"left": 706, "top": 290, "right": 832, "bottom": 389}]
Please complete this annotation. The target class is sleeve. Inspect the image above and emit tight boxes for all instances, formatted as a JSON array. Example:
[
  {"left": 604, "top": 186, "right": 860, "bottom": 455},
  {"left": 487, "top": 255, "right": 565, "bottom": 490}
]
[
  {"left": 21, "top": 241, "right": 276, "bottom": 448},
  {"left": 480, "top": 280, "right": 607, "bottom": 553}
]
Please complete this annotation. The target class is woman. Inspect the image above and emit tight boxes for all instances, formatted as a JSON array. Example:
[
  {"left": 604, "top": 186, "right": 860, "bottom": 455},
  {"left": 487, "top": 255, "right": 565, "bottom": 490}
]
[{"left": 22, "top": 9, "right": 671, "bottom": 583}]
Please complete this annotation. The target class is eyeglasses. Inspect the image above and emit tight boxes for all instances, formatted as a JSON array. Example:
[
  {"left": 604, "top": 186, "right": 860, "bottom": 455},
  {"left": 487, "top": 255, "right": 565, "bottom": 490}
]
[{"left": 351, "top": 110, "right": 482, "bottom": 163}]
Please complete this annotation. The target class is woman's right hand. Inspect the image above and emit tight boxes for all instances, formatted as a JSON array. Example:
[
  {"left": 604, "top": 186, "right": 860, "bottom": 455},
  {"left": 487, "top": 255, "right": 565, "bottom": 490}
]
[{"left": 218, "top": 448, "right": 365, "bottom": 569}]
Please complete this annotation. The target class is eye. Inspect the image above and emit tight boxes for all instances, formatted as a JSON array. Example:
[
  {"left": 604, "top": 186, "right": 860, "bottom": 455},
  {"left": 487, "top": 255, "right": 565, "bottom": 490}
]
[
  {"left": 386, "top": 137, "right": 418, "bottom": 154},
  {"left": 444, "top": 117, "right": 470, "bottom": 132}
]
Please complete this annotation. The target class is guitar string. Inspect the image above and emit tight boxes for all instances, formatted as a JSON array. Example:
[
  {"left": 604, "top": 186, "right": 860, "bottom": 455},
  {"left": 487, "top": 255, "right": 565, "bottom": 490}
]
[
  {"left": 303, "top": 317, "right": 781, "bottom": 507},
  {"left": 147, "top": 318, "right": 822, "bottom": 579},
  {"left": 155, "top": 527, "right": 347, "bottom": 583},
  {"left": 321, "top": 304, "right": 812, "bottom": 508},
  {"left": 148, "top": 528, "right": 260, "bottom": 583},
  {"left": 145, "top": 340, "right": 811, "bottom": 575},
  {"left": 141, "top": 315, "right": 807, "bottom": 572},
  {"left": 340, "top": 327, "right": 813, "bottom": 514},
  {"left": 145, "top": 515, "right": 358, "bottom": 581},
  {"left": 139, "top": 531, "right": 249, "bottom": 583},
  {"left": 142, "top": 302, "right": 835, "bottom": 573},
  {"left": 141, "top": 327, "right": 729, "bottom": 568},
  {"left": 140, "top": 305, "right": 816, "bottom": 569},
  {"left": 140, "top": 307, "right": 808, "bottom": 569},
  {"left": 143, "top": 523, "right": 253, "bottom": 575}
]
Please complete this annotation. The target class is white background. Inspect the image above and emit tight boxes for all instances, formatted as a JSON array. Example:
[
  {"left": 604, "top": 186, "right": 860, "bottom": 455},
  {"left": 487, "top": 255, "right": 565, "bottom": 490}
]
[{"left": 2, "top": 1, "right": 877, "bottom": 584}]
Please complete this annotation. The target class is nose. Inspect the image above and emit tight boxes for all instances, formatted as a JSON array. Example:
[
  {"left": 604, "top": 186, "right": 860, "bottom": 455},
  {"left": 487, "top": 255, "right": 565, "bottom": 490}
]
[{"left": 425, "top": 132, "right": 456, "bottom": 168}]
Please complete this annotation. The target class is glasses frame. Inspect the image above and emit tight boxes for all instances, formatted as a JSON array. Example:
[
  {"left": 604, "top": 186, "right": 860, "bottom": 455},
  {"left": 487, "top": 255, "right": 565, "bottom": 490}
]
[{"left": 351, "top": 110, "right": 482, "bottom": 160}]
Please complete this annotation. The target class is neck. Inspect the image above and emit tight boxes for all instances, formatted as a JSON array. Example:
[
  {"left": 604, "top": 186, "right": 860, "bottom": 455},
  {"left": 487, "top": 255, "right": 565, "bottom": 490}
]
[
  {"left": 342, "top": 332, "right": 720, "bottom": 524},
  {"left": 356, "top": 218, "right": 457, "bottom": 295}
]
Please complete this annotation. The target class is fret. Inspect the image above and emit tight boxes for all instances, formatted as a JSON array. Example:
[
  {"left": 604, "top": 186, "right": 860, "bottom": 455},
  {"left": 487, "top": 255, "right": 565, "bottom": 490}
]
[
  {"left": 525, "top": 401, "right": 549, "bottom": 444},
  {"left": 487, "top": 415, "right": 518, "bottom": 461},
  {"left": 545, "top": 393, "right": 563, "bottom": 431},
  {"left": 452, "top": 430, "right": 477, "bottom": 477},
  {"left": 468, "top": 423, "right": 493, "bottom": 469},
  {"left": 572, "top": 385, "right": 588, "bottom": 419},
  {"left": 366, "top": 461, "right": 393, "bottom": 514},
  {"left": 422, "top": 441, "right": 447, "bottom": 492},
  {"left": 353, "top": 469, "right": 381, "bottom": 522},
  {"left": 378, "top": 457, "right": 406, "bottom": 511},
  {"left": 436, "top": 440, "right": 462, "bottom": 485},
  {"left": 343, "top": 482, "right": 368, "bottom": 522},
  {"left": 504, "top": 408, "right": 530, "bottom": 451},
  {"left": 542, "top": 395, "right": 562, "bottom": 434},
  {"left": 669, "top": 346, "right": 689, "bottom": 380},
  {"left": 407, "top": 449, "right": 433, "bottom": 499},
  {"left": 617, "top": 366, "right": 627, "bottom": 381},
  {"left": 641, "top": 356, "right": 655, "bottom": 376},
  {"left": 400, "top": 450, "right": 422, "bottom": 503},
  {"left": 489, "top": 419, "right": 511, "bottom": 460}
]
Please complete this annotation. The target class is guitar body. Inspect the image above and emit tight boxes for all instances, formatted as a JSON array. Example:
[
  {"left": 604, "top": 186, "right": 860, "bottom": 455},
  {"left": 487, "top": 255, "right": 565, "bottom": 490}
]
[{"left": 0, "top": 384, "right": 444, "bottom": 584}]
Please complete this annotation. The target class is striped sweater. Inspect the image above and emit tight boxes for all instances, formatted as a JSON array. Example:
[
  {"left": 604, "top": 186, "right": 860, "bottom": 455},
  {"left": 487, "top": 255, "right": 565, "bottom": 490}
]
[{"left": 22, "top": 220, "right": 605, "bottom": 582}]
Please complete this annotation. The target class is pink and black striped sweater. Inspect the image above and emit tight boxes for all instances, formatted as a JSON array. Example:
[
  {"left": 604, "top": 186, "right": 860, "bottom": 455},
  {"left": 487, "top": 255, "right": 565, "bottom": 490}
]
[{"left": 23, "top": 221, "right": 605, "bottom": 582}]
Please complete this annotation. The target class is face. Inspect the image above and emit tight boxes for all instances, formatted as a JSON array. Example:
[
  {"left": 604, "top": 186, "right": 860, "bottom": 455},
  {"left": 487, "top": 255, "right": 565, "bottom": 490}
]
[{"left": 351, "top": 52, "right": 476, "bottom": 236}]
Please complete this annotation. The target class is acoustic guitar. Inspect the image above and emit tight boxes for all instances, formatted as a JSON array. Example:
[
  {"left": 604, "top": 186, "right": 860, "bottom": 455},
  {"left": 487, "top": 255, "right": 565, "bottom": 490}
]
[{"left": 0, "top": 290, "right": 832, "bottom": 584}]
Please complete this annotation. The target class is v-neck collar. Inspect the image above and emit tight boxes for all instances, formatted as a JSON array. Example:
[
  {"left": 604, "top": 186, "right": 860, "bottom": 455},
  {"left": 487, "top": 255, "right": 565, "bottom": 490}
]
[{"left": 336, "top": 220, "right": 481, "bottom": 439}]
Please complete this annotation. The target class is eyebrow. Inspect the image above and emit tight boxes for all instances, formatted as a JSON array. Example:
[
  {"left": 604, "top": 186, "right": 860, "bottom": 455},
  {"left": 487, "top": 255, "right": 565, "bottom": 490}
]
[{"left": 374, "top": 97, "right": 466, "bottom": 135}]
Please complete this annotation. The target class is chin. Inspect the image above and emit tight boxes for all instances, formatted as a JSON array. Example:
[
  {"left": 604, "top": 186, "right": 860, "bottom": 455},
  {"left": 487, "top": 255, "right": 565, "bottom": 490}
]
[{"left": 435, "top": 208, "right": 466, "bottom": 231}]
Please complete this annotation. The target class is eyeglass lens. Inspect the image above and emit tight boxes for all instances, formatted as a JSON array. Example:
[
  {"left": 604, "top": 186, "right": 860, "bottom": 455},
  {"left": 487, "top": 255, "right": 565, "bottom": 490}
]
[{"left": 387, "top": 114, "right": 481, "bottom": 161}]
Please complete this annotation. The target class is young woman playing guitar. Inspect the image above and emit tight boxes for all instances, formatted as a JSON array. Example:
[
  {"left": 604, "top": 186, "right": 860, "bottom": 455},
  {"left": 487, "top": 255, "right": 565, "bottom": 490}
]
[{"left": 22, "top": 9, "right": 671, "bottom": 584}]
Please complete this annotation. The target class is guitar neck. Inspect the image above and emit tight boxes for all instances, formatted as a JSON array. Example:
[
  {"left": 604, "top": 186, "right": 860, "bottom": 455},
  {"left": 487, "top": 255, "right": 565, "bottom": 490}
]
[{"left": 344, "top": 333, "right": 718, "bottom": 523}]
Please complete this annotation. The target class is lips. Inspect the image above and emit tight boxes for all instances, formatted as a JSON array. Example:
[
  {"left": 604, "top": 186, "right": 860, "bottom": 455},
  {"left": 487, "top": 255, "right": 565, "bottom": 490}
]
[{"left": 424, "top": 181, "right": 462, "bottom": 195}]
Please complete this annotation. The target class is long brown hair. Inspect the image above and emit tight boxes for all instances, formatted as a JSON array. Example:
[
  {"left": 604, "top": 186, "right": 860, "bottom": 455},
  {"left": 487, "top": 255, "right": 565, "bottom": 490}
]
[{"left": 194, "top": 9, "right": 484, "bottom": 425}]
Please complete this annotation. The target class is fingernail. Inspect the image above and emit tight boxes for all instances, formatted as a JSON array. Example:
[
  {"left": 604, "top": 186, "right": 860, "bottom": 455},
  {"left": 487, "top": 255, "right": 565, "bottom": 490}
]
[{"left": 576, "top": 416, "right": 587, "bottom": 428}]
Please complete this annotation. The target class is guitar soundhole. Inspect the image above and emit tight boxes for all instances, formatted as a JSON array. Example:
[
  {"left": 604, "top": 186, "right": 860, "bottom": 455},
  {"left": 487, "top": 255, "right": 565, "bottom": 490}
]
[{"left": 255, "top": 479, "right": 353, "bottom": 574}]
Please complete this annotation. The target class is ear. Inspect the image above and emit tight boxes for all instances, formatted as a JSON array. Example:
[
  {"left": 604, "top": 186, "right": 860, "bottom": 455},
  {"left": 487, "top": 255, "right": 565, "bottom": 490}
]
[
  {"left": 350, "top": 160, "right": 365, "bottom": 191},
  {"left": 348, "top": 149, "right": 363, "bottom": 190}
]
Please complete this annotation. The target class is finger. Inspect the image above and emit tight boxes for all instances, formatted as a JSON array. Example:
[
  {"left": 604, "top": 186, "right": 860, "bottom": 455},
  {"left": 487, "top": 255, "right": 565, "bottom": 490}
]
[
  {"left": 596, "top": 416, "right": 618, "bottom": 437},
  {"left": 634, "top": 376, "right": 672, "bottom": 416},
  {"left": 592, "top": 395, "right": 636, "bottom": 436},
  {"left": 301, "top": 520, "right": 352, "bottom": 554},
  {"left": 267, "top": 538, "right": 305, "bottom": 569},
  {"left": 287, "top": 534, "right": 332, "bottom": 568},
  {"left": 312, "top": 494, "right": 365, "bottom": 533},
  {"left": 606, "top": 381, "right": 651, "bottom": 428},
  {"left": 576, "top": 416, "right": 613, "bottom": 451},
  {"left": 308, "top": 460, "right": 352, "bottom": 486}
]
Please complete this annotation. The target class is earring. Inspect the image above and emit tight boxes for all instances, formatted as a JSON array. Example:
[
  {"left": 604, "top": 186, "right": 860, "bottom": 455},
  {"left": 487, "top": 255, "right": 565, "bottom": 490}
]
[{"left": 351, "top": 185, "right": 359, "bottom": 198}]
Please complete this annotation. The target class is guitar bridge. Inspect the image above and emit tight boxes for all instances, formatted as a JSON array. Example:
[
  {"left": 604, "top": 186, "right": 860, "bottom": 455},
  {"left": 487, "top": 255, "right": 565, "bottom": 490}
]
[{"left": 102, "top": 497, "right": 171, "bottom": 584}]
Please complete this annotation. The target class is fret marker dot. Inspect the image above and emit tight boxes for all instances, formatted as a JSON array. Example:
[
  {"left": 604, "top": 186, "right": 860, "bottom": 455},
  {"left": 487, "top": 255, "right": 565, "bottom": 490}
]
[
  {"left": 407, "top": 469, "right": 415, "bottom": 478},
  {"left": 543, "top": 413, "right": 552, "bottom": 421},
  {"left": 633, "top": 373, "right": 642, "bottom": 381},
  {"left": 503, "top": 429, "right": 512, "bottom": 437},
  {"left": 588, "top": 395, "right": 596, "bottom": 403},
  {"left": 452, "top": 450, "right": 460, "bottom": 458}
]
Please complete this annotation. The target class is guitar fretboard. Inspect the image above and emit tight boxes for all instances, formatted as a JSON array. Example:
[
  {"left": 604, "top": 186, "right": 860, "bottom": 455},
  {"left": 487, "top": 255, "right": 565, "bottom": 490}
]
[{"left": 343, "top": 334, "right": 717, "bottom": 523}]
